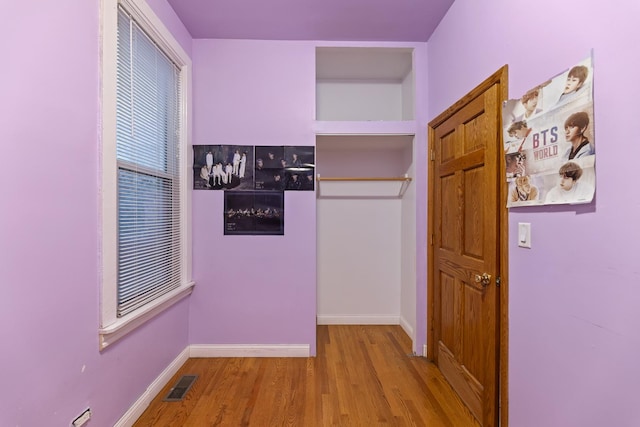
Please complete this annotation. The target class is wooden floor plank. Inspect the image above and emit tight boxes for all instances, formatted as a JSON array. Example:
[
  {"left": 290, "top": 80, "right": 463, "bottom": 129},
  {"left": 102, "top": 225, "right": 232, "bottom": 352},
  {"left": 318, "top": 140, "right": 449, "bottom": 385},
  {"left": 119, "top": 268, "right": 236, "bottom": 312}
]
[{"left": 133, "top": 325, "right": 480, "bottom": 427}]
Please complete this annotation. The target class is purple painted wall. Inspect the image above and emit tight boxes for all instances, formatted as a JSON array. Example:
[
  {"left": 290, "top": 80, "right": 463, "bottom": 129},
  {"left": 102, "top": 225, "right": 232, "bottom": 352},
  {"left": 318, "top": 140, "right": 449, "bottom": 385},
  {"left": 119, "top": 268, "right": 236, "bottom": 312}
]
[
  {"left": 189, "top": 40, "right": 318, "bottom": 354},
  {"left": 413, "top": 43, "right": 429, "bottom": 355},
  {"left": 427, "top": 1, "right": 640, "bottom": 426},
  {"left": 146, "top": 0, "right": 192, "bottom": 56},
  {"left": 167, "top": 0, "right": 454, "bottom": 42},
  {"left": 0, "top": 1, "right": 192, "bottom": 425}
]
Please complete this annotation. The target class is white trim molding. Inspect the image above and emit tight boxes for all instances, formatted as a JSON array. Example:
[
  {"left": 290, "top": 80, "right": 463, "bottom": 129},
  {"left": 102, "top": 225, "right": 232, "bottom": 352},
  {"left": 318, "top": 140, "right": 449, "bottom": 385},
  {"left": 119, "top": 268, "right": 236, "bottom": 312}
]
[
  {"left": 313, "top": 120, "right": 416, "bottom": 135},
  {"left": 399, "top": 315, "right": 414, "bottom": 340},
  {"left": 114, "top": 346, "right": 190, "bottom": 427},
  {"left": 190, "top": 344, "right": 310, "bottom": 358},
  {"left": 99, "top": 282, "right": 195, "bottom": 350},
  {"left": 316, "top": 315, "right": 400, "bottom": 325}
]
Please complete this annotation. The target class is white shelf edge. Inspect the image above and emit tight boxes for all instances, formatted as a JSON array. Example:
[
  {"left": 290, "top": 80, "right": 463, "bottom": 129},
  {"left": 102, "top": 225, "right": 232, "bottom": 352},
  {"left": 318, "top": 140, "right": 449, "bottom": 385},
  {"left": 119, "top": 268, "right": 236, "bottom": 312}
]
[{"left": 313, "top": 120, "right": 416, "bottom": 136}]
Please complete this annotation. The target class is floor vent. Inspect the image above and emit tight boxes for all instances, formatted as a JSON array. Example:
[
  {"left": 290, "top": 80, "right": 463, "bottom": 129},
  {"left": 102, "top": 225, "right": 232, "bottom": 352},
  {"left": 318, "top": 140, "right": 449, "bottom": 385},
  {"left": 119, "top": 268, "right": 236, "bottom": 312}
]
[{"left": 163, "top": 375, "right": 198, "bottom": 402}]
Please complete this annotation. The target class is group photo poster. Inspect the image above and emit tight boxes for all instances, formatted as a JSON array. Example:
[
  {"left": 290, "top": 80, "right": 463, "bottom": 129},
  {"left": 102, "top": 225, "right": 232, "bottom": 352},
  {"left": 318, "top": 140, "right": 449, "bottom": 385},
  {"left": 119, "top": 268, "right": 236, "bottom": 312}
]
[
  {"left": 284, "top": 145, "right": 315, "bottom": 191},
  {"left": 224, "top": 191, "right": 284, "bottom": 235},
  {"left": 193, "top": 145, "right": 255, "bottom": 191},
  {"left": 502, "top": 54, "right": 595, "bottom": 207},
  {"left": 255, "top": 145, "right": 315, "bottom": 191},
  {"left": 254, "top": 146, "right": 285, "bottom": 190}
]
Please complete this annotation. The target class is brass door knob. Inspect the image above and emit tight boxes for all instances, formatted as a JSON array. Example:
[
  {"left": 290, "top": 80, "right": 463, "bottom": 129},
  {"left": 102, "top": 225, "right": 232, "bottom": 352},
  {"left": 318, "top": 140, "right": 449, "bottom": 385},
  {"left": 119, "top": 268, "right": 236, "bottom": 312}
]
[{"left": 474, "top": 273, "right": 492, "bottom": 287}]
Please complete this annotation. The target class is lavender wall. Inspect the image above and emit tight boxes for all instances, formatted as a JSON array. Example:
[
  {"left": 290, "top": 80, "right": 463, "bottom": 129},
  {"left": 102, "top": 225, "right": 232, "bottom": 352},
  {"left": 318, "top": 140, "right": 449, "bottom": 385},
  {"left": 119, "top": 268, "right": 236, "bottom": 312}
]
[
  {"left": 0, "top": 1, "right": 192, "bottom": 425},
  {"left": 146, "top": 0, "right": 193, "bottom": 56},
  {"left": 413, "top": 43, "right": 429, "bottom": 354},
  {"left": 427, "top": 1, "right": 640, "bottom": 426},
  {"left": 189, "top": 40, "right": 318, "bottom": 354}
]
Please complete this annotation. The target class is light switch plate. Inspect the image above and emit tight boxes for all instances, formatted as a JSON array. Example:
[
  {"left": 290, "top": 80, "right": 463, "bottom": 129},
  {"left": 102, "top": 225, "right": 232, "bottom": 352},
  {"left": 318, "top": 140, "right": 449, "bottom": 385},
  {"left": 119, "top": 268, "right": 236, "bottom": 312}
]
[{"left": 518, "top": 223, "right": 531, "bottom": 248}]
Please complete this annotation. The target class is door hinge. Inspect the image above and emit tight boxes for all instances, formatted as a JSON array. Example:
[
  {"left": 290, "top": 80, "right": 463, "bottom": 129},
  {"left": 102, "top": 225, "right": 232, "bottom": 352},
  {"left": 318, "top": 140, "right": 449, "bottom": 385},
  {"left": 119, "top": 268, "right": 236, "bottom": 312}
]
[
  {"left": 496, "top": 276, "right": 501, "bottom": 287},
  {"left": 430, "top": 150, "right": 435, "bottom": 161}
]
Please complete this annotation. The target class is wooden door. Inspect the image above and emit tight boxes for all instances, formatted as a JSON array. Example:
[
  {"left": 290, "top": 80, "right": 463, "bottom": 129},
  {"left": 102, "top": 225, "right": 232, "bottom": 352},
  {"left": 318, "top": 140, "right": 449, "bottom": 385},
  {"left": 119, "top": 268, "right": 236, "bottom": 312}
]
[{"left": 427, "top": 67, "right": 508, "bottom": 427}]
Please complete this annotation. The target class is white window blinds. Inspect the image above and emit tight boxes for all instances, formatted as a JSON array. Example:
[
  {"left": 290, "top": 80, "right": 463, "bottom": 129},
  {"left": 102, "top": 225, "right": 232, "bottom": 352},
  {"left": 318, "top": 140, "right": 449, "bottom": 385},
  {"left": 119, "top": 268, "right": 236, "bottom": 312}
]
[{"left": 116, "top": 6, "right": 182, "bottom": 317}]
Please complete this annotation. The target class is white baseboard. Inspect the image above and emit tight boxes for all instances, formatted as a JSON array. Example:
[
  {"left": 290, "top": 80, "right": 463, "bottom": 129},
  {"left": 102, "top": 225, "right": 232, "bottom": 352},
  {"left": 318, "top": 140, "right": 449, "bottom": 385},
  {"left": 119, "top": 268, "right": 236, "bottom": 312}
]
[
  {"left": 114, "top": 346, "right": 190, "bottom": 427},
  {"left": 423, "top": 344, "right": 428, "bottom": 357},
  {"left": 189, "top": 344, "right": 310, "bottom": 358},
  {"left": 399, "top": 316, "right": 414, "bottom": 340},
  {"left": 316, "top": 315, "right": 400, "bottom": 325}
]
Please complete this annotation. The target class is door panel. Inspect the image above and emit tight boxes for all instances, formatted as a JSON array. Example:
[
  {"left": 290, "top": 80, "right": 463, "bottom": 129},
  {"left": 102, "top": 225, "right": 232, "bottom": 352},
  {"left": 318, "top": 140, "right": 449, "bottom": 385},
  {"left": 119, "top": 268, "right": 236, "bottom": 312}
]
[
  {"left": 464, "top": 167, "right": 484, "bottom": 259},
  {"left": 428, "top": 70, "right": 506, "bottom": 427},
  {"left": 438, "top": 342, "right": 483, "bottom": 420},
  {"left": 439, "top": 271, "right": 457, "bottom": 353},
  {"left": 441, "top": 130, "right": 457, "bottom": 162},
  {"left": 440, "top": 175, "right": 458, "bottom": 251}
]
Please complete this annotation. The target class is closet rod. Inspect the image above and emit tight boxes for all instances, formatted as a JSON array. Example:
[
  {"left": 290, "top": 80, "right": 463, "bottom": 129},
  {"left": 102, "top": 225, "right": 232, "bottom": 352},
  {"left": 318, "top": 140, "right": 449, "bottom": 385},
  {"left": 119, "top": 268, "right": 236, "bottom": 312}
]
[{"left": 316, "top": 174, "right": 412, "bottom": 182}]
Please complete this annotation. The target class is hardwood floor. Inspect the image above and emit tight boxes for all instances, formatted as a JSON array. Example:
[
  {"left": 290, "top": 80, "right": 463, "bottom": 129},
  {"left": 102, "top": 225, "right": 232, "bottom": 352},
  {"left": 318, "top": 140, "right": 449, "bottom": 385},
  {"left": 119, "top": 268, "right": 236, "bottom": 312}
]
[{"left": 133, "top": 325, "right": 480, "bottom": 426}]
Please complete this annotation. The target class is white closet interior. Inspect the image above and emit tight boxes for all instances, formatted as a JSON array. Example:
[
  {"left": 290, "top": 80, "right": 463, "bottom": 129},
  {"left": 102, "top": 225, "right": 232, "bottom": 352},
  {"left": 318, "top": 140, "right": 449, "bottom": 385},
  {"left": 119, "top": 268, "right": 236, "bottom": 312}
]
[
  {"left": 315, "top": 47, "right": 417, "bottom": 337},
  {"left": 315, "top": 47, "right": 414, "bottom": 121}
]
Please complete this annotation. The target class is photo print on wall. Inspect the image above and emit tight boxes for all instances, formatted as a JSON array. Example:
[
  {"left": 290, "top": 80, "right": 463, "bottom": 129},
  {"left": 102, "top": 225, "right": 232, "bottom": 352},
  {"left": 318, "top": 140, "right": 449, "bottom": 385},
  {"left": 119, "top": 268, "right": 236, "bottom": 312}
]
[
  {"left": 255, "top": 145, "right": 315, "bottom": 191},
  {"left": 254, "top": 146, "right": 285, "bottom": 190},
  {"left": 283, "top": 145, "right": 315, "bottom": 191},
  {"left": 193, "top": 145, "right": 254, "bottom": 191},
  {"left": 502, "top": 53, "right": 595, "bottom": 207},
  {"left": 224, "top": 191, "right": 284, "bottom": 235}
]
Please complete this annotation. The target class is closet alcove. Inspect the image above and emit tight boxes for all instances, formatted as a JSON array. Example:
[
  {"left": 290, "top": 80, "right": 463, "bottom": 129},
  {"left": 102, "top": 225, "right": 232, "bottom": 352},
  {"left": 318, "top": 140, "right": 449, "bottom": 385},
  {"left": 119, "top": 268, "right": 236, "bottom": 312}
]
[{"left": 315, "top": 46, "right": 417, "bottom": 337}]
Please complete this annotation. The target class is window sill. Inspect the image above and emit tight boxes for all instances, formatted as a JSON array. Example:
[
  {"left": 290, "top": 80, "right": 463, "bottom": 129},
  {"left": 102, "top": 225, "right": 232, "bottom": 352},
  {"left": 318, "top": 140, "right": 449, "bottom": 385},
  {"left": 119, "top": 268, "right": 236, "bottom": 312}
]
[{"left": 99, "top": 281, "right": 195, "bottom": 350}]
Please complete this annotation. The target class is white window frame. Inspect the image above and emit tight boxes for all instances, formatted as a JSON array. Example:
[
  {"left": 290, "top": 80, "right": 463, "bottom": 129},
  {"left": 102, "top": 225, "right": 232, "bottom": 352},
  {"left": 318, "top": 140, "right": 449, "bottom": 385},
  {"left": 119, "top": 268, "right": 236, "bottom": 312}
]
[{"left": 99, "top": 0, "right": 194, "bottom": 350}]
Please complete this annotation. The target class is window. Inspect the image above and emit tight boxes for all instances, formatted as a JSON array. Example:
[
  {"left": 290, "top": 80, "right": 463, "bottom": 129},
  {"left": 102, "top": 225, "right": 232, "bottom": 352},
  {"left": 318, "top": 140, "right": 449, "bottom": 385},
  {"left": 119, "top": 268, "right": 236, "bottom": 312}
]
[{"left": 100, "top": 0, "right": 193, "bottom": 349}]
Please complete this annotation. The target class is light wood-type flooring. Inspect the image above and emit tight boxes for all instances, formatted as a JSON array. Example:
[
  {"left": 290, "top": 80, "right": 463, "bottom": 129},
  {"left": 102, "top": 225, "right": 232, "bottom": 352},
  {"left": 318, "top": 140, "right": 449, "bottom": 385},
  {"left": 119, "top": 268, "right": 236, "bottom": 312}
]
[{"left": 133, "top": 325, "right": 480, "bottom": 426}]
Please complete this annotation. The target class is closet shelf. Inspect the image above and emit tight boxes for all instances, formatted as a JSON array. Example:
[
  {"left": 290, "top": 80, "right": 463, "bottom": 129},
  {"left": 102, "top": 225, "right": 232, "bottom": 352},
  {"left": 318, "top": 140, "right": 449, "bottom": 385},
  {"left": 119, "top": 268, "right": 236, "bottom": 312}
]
[
  {"left": 316, "top": 174, "right": 411, "bottom": 182},
  {"left": 313, "top": 120, "right": 416, "bottom": 136},
  {"left": 316, "top": 174, "right": 412, "bottom": 198}
]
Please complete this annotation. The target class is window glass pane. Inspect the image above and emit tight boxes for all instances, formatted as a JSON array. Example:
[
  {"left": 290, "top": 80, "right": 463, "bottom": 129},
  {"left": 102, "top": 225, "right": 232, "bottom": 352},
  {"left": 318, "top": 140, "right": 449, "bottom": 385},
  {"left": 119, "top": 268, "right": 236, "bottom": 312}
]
[
  {"left": 115, "top": 7, "right": 182, "bottom": 317},
  {"left": 117, "top": 168, "right": 179, "bottom": 315},
  {"left": 116, "top": 9, "right": 179, "bottom": 174}
]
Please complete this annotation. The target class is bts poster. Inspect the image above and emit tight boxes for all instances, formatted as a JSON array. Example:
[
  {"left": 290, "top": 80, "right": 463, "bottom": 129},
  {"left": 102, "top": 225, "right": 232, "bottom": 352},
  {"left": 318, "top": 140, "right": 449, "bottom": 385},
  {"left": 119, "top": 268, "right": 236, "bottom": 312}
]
[
  {"left": 502, "top": 54, "right": 595, "bottom": 207},
  {"left": 224, "top": 191, "right": 284, "bottom": 235},
  {"left": 193, "top": 145, "right": 255, "bottom": 191}
]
